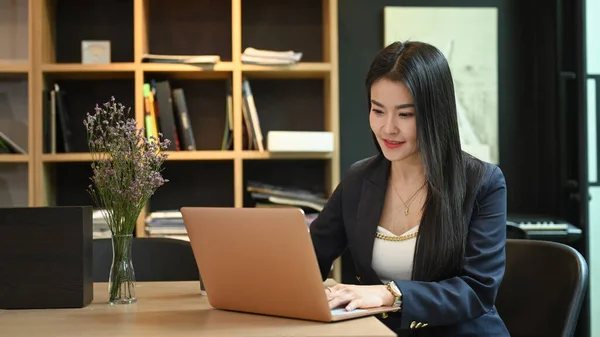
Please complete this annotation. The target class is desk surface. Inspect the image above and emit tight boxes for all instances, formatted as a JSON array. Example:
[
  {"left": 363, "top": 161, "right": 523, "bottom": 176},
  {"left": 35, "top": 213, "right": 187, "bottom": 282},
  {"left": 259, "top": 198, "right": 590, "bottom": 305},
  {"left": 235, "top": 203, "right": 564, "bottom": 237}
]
[{"left": 0, "top": 281, "right": 395, "bottom": 337}]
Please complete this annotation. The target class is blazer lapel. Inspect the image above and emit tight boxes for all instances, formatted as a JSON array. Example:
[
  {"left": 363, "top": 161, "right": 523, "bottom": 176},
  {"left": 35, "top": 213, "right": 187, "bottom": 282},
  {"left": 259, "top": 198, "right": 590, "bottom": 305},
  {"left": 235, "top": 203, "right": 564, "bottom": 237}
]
[{"left": 354, "top": 156, "right": 390, "bottom": 285}]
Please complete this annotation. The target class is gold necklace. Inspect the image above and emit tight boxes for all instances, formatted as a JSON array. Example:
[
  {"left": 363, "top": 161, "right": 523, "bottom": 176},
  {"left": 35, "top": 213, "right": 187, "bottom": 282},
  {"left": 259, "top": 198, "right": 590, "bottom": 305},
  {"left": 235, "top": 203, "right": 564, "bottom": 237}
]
[
  {"left": 376, "top": 230, "right": 419, "bottom": 241},
  {"left": 391, "top": 180, "right": 426, "bottom": 216}
]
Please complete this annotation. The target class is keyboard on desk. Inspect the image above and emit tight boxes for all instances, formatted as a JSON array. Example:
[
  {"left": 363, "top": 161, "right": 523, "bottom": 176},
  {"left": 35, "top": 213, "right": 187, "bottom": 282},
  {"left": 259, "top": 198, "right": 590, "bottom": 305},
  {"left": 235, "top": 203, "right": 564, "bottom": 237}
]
[
  {"left": 507, "top": 216, "right": 583, "bottom": 243},
  {"left": 516, "top": 221, "right": 569, "bottom": 231}
]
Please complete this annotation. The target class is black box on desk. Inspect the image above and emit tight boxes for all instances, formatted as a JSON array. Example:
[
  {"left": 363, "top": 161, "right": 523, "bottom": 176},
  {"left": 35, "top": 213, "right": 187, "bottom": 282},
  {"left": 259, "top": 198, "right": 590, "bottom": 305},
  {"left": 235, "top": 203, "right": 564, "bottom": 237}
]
[{"left": 0, "top": 206, "right": 94, "bottom": 309}]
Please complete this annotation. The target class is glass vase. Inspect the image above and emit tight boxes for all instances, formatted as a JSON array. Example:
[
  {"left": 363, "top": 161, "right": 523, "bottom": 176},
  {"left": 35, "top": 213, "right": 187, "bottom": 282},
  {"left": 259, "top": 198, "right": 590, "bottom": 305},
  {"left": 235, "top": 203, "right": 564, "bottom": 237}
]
[{"left": 108, "top": 233, "right": 137, "bottom": 304}]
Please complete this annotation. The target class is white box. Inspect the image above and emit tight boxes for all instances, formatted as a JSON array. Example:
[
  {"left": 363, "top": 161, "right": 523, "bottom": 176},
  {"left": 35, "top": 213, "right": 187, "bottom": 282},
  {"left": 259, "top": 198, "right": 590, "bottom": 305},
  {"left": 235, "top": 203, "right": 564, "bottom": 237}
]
[
  {"left": 81, "top": 40, "right": 111, "bottom": 64},
  {"left": 267, "top": 131, "right": 334, "bottom": 152}
]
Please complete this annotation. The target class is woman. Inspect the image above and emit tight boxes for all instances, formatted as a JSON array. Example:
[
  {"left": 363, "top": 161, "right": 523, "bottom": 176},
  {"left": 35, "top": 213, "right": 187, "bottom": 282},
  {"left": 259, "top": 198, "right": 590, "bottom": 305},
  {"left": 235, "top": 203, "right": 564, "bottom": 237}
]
[{"left": 309, "top": 41, "right": 510, "bottom": 336}]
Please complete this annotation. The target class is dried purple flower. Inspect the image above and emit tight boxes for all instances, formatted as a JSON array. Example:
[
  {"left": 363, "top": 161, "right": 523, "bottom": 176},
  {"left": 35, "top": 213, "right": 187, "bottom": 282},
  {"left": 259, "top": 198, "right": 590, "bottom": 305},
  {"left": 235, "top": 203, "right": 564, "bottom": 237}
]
[{"left": 84, "top": 96, "right": 170, "bottom": 235}]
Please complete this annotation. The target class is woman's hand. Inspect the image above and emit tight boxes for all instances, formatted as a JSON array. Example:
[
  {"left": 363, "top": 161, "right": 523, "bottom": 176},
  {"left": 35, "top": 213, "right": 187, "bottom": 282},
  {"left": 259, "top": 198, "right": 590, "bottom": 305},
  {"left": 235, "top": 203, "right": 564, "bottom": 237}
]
[{"left": 326, "top": 283, "right": 395, "bottom": 311}]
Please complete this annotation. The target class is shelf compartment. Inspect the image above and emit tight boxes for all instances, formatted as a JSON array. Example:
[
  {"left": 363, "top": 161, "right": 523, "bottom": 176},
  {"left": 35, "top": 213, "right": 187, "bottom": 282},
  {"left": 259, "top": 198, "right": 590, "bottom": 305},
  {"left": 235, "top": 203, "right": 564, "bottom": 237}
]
[
  {"left": 242, "top": 159, "right": 328, "bottom": 208},
  {"left": 0, "top": 77, "right": 29, "bottom": 154},
  {"left": 244, "top": 78, "right": 325, "bottom": 134},
  {"left": 0, "top": 163, "right": 29, "bottom": 207},
  {"left": 41, "top": 77, "right": 136, "bottom": 154},
  {"left": 45, "top": 162, "right": 94, "bottom": 207},
  {"left": 148, "top": 160, "right": 235, "bottom": 212},
  {"left": 242, "top": 0, "right": 324, "bottom": 62},
  {"left": 48, "top": 0, "right": 134, "bottom": 63},
  {"left": 141, "top": 76, "right": 229, "bottom": 151},
  {"left": 146, "top": 0, "right": 232, "bottom": 62}
]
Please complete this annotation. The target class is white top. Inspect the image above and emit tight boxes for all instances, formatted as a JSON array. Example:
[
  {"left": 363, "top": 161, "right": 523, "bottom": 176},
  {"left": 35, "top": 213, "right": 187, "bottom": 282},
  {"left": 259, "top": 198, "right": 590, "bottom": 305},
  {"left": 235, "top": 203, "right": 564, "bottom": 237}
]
[{"left": 371, "top": 225, "right": 419, "bottom": 283}]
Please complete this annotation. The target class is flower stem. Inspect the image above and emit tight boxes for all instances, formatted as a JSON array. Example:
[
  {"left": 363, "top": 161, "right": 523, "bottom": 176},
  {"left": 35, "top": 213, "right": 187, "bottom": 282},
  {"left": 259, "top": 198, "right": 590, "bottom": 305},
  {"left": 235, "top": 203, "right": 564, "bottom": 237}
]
[{"left": 109, "top": 234, "right": 136, "bottom": 304}]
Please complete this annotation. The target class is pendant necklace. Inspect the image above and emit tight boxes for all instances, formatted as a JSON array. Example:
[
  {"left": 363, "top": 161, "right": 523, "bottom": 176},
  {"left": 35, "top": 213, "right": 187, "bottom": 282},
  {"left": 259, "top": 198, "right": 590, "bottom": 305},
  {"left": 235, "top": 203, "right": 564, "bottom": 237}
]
[{"left": 392, "top": 180, "right": 426, "bottom": 216}]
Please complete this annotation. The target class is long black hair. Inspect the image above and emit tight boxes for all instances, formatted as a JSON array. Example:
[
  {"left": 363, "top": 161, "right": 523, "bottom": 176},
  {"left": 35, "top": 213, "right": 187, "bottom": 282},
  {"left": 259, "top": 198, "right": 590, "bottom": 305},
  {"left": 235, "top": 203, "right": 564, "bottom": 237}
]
[{"left": 365, "top": 41, "right": 486, "bottom": 282}]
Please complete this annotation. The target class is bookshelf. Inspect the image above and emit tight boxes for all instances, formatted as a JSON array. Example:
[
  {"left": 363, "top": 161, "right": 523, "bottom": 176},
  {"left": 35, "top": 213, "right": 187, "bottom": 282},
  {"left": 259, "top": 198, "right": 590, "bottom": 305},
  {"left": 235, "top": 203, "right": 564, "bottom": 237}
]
[{"left": 0, "top": 0, "right": 340, "bottom": 279}]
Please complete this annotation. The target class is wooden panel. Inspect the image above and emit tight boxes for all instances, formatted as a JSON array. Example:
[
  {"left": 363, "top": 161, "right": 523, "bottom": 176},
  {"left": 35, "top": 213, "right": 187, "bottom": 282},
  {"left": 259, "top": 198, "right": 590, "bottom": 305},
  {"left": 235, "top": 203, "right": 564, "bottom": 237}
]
[
  {"left": 0, "top": 0, "right": 28, "bottom": 62},
  {"left": 147, "top": 0, "right": 232, "bottom": 61}
]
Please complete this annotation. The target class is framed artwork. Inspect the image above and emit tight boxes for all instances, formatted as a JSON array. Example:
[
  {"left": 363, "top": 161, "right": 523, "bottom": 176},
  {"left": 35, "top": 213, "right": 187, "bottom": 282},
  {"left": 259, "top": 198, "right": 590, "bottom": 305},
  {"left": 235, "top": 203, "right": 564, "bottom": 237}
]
[{"left": 383, "top": 6, "right": 499, "bottom": 164}]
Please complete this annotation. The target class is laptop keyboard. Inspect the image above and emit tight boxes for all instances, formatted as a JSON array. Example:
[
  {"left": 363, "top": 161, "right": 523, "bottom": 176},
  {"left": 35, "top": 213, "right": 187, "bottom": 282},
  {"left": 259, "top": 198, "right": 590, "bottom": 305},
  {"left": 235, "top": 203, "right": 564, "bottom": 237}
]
[{"left": 331, "top": 308, "right": 367, "bottom": 316}]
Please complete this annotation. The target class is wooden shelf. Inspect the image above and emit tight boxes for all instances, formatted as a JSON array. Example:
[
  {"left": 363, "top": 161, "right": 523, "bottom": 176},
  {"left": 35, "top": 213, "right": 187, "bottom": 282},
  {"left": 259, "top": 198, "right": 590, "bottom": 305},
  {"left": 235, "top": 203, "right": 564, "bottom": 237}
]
[
  {"left": 0, "top": 61, "right": 29, "bottom": 73},
  {"left": 41, "top": 151, "right": 333, "bottom": 162},
  {"left": 42, "top": 153, "right": 93, "bottom": 163},
  {"left": 41, "top": 63, "right": 137, "bottom": 72},
  {"left": 141, "top": 62, "right": 234, "bottom": 79},
  {"left": 242, "top": 62, "right": 332, "bottom": 78},
  {"left": 19, "top": 0, "right": 339, "bottom": 280},
  {"left": 163, "top": 151, "right": 235, "bottom": 161},
  {"left": 0, "top": 154, "right": 30, "bottom": 163},
  {"left": 41, "top": 63, "right": 136, "bottom": 79},
  {"left": 241, "top": 151, "right": 333, "bottom": 160}
]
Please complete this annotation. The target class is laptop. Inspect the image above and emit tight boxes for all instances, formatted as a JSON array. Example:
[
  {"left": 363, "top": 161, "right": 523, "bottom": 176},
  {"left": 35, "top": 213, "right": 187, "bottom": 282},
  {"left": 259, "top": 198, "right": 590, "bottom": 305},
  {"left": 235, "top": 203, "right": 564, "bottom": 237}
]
[{"left": 180, "top": 206, "right": 400, "bottom": 322}]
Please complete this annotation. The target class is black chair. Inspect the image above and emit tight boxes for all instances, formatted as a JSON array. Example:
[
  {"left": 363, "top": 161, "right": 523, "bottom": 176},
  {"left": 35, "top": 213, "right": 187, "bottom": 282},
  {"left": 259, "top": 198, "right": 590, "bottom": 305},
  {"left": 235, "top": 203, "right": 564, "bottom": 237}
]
[
  {"left": 93, "top": 237, "right": 201, "bottom": 282},
  {"left": 496, "top": 239, "right": 588, "bottom": 337},
  {"left": 506, "top": 221, "right": 527, "bottom": 239}
]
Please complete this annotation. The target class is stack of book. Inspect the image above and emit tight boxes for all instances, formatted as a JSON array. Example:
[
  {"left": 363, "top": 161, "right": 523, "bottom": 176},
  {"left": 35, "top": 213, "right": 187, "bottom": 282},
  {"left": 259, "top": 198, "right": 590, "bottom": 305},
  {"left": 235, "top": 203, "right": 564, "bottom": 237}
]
[
  {"left": 143, "top": 80, "right": 197, "bottom": 152},
  {"left": 92, "top": 209, "right": 111, "bottom": 239},
  {"left": 246, "top": 181, "right": 327, "bottom": 214},
  {"left": 144, "top": 210, "right": 188, "bottom": 241},
  {"left": 241, "top": 47, "right": 303, "bottom": 65}
]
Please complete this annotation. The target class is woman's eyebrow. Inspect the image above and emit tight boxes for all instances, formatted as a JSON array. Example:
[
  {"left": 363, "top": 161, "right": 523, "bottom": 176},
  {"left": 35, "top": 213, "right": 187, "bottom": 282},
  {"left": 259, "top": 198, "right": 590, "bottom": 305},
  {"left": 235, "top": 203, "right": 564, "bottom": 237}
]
[{"left": 370, "top": 99, "right": 414, "bottom": 109}]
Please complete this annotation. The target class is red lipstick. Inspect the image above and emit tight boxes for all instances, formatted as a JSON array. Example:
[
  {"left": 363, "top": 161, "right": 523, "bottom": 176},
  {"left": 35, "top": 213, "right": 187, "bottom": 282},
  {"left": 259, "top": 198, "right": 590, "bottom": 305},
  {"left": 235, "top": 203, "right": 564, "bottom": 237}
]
[{"left": 383, "top": 139, "right": 404, "bottom": 149}]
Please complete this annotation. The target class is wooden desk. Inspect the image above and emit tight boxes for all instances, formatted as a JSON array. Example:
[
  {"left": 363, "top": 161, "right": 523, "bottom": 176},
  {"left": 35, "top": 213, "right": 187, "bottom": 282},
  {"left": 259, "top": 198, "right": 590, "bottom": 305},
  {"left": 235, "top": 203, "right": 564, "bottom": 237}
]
[{"left": 0, "top": 282, "right": 396, "bottom": 337}]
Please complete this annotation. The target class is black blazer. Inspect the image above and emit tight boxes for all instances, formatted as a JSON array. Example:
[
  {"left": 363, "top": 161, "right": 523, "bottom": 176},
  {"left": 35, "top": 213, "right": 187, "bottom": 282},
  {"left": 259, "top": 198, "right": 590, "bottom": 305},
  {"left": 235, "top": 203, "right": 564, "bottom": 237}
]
[{"left": 309, "top": 154, "right": 510, "bottom": 337}]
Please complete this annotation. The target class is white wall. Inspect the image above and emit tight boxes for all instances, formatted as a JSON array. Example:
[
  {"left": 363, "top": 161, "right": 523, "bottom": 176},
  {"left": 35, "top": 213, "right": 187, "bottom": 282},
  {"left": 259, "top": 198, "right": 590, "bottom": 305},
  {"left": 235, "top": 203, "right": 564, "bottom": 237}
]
[{"left": 586, "top": 0, "right": 599, "bottom": 335}]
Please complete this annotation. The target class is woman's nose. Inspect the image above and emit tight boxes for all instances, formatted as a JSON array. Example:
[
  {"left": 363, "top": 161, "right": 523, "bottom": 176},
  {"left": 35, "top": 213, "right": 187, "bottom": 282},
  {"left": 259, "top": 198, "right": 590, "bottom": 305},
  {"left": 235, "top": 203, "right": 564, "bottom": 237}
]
[{"left": 383, "top": 117, "right": 398, "bottom": 134}]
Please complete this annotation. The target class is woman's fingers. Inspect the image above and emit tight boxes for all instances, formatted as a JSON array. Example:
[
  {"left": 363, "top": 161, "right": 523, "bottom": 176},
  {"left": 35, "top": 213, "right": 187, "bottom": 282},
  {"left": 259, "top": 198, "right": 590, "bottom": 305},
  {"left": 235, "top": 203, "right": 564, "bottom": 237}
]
[
  {"left": 345, "top": 298, "right": 362, "bottom": 311},
  {"left": 327, "top": 285, "right": 356, "bottom": 309}
]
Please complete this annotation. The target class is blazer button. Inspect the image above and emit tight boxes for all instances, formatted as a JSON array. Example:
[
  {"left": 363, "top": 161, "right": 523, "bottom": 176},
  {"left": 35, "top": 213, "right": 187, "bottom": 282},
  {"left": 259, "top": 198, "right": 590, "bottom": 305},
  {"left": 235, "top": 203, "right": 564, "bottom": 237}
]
[
  {"left": 356, "top": 275, "right": 361, "bottom": 282},
  {"left": 410, "top": 321, "right": 416, "bottom": 329},
  {"left": 381, "top": 312, "right": 388, "bottom": 319}
]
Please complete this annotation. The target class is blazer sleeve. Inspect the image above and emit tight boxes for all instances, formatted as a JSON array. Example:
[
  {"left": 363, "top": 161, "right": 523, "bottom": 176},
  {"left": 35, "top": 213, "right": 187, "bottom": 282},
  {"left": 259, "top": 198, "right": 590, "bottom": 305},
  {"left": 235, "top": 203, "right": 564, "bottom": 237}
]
[
  {"left": 309, "top": 182, "right": 347, "bottom": 281},
  {"left": 394, "top": 166, "right": 507, "bottom": 328}
]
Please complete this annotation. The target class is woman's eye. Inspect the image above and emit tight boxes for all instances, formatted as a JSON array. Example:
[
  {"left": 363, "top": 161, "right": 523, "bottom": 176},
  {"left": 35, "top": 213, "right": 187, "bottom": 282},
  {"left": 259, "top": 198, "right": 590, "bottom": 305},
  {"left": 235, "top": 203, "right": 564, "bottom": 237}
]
[
  {"left": 399, "top": 113, "right": 413, "bottom": 118},
  {"left": 372, "top": 109, "right": 384, "bottom": 114}
]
